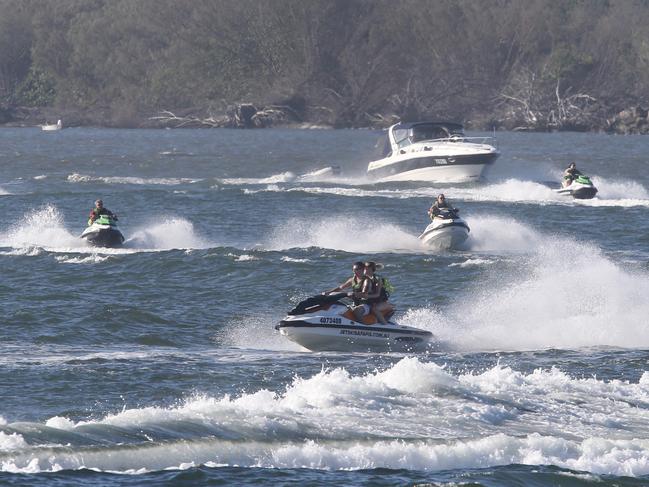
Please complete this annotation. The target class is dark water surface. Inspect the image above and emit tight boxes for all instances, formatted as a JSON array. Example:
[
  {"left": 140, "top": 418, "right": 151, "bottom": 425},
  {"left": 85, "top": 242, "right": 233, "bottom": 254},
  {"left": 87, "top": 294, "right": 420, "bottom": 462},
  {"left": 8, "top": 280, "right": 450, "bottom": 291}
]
[{"left": 1, "top": 128, "right": 649, "bottom": 485}]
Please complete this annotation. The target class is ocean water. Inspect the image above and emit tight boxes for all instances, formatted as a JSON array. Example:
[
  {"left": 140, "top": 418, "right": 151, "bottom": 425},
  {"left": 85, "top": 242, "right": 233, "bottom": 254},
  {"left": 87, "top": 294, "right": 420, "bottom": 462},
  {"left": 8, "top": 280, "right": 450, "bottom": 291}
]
[{"left": 1, "top": 127, "right": 649, "bottom": 486}]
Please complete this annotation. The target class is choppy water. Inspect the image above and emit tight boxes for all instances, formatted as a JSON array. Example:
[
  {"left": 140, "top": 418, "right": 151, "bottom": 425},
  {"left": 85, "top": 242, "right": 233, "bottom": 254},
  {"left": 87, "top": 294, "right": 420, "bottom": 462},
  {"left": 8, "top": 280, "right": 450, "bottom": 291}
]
[{"left": 1, "top": 127, "right": 649, "bottom": 486}]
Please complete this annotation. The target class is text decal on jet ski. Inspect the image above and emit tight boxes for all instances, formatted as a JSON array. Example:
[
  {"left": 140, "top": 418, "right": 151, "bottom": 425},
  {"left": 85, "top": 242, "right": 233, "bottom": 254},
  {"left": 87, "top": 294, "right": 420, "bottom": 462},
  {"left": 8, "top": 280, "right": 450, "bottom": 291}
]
[
  {"left": 320, "top": 317, "right": 342, "bottom": 324},
  {"left": 340, "top": 329, "right": 389, "bottom": 338}
]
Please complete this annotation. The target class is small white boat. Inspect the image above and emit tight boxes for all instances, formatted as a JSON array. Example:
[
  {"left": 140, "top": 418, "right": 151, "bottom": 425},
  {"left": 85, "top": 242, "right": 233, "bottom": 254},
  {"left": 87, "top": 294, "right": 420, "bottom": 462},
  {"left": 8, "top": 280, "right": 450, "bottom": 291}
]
[
  {"left": 276, "top": 293, "right": 434, "bottom": 352},
  {"left": 41, "top": 120, "right": 62, "bottom": 131},
  {"left": 367, "top": 122, "right": 499, "bottom": 182},
  {"left": 419, "top": 209, "right": 470, "bottom": 250}
]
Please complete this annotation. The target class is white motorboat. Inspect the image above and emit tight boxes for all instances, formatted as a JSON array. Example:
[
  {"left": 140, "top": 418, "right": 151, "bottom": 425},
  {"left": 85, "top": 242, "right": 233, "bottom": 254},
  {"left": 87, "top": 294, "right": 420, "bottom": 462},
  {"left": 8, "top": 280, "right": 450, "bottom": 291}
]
[
  {"left": 80, "top": 214, "right": 125, "bottom": 247},
  {"left": 419, "top": 208, "right": 470, "bottom": 250},
  {"left": 41, "top": 120, "right": 62, "bottom": 131},
  {"left": 554, "top": 174, "right": 598, "bottom": 199},
  {"left": 276, "top": 293, "right": 434, "bottom": 352},
  {"left": 367, "top": 122, "right": 499, "bottom": 182}
]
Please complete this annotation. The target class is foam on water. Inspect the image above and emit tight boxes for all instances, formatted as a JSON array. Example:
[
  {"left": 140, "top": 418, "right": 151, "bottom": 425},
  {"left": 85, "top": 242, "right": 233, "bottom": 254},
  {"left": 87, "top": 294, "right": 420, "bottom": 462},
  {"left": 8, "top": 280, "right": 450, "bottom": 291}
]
[
  {"left": 128, "top": 218, "right": 211, "bottom": 250},
  {"left": 221, "top": 167, "right": 359, "bottom": 186},
  {"left": 266, "top": 216, "right": 425, "bottom": 253},
  {"left": 264, "top": 213, "right": 546, "bottom": 255},
  {"left": 0, "top": 205, "right": 85, "bottom": 250},
  {"left": 406, "top": 236, "right": 649, "bottom": 350},
  {"left": 0, "top": 207, "right": 212, "bottom": 254},
  {"left": 463, "top": 215, "right": 544, "bottom": 253},
  {"left": 67, "top": 173, "right": 201, "bottom": 185},
  {"left": 238, "top": 175, "right": 649, "bottom": 207},
  {"left": 2, "top": 358, "right": 648, "bottom": 475},
  {"left": 220, "top": 314, "right": 303, "bottom": 352}
]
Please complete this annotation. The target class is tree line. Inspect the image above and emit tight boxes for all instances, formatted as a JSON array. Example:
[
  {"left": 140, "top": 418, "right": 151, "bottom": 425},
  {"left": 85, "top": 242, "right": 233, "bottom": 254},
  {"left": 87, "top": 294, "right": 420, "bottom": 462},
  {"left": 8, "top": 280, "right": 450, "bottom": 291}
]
[{"left": 1, "top": 0, "right": 648, "bottom": 130}]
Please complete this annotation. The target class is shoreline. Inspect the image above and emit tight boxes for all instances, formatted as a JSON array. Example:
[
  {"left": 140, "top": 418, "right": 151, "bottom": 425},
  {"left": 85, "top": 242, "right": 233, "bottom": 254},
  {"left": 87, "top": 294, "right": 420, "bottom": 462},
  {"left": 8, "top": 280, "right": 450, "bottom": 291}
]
[{"left": 2, "top": 104, "right": 648, "bottom": 134}]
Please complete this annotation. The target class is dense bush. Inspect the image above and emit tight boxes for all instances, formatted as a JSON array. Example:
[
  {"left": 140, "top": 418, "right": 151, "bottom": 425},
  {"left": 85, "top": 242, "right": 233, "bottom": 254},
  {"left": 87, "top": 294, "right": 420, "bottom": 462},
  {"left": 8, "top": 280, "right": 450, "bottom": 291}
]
[{"left": 1, "top": 0, "right": 648, "bottom": 127}]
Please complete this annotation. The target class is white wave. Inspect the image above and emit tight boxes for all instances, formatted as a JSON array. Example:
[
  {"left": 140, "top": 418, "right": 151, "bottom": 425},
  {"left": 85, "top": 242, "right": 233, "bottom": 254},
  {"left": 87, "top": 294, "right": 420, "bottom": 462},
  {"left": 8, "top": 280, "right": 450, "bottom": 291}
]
[
  {"left": 406, "top": 237, "right": 649, "bottom": 350},
  {"left": 222, "top": 167, "right": 360, "bottom": 186},
  {"left": 280, "top": 256, "right": 312, "bottom": 263},
  {"left": 220, "top": 312, "right": 303, "bottom": 352},
  {"left": 463, "top": 215, "right": 544, "bottom": 253},
  {"left": 4, "top": 433, "right": 649, "bottom": 475},
  {"left": 0, "top": 208, "right": 211, "bottom": 254},
  {"left": 448, "top": 258, "right": 495, "bottom": 268},
  {"left": 128, "top": 218, "right": 211, "bottom": 250},
  {"left": 3, "top": 358, "right": 649, "bottom": 475},
  {"left": 54, "top": 254, "right": 110, "bottom": 264},
  {"left": 0, "top": 432, "right": 28, "bottom": 452},
  {"left": 0, "top": 186, "right": 10, "bottom": 195},
  {"left": 568, "top": 176, "right": 649, "bottom": 207},
  {"left": 234, "top": 254, "right": 258, "bottom": 262},
  {"left": 67, "top": 173, "right": 201, "bottom": 185},
  {"left": 222, "top": 172, "right": 298, "bottom": 185},
  {"left": 266, "top": 216, "right": 425, "bottom": 253},
  {"left": 237, "top": 175, "right": 649, "bottom": 208},
  {"left": 33, "top": 175, "right": 47, "bottom": 180},
  {"left": 0, "top": 205, "right": 85, "bottom": 250}
]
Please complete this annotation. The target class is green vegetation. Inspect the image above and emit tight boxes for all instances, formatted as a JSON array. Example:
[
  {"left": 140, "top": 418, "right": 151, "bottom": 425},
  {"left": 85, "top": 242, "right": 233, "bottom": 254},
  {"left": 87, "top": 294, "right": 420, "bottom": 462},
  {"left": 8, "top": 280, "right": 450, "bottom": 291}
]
[{"left": 1, "top": 0, "right": 648, "bottom": 129}]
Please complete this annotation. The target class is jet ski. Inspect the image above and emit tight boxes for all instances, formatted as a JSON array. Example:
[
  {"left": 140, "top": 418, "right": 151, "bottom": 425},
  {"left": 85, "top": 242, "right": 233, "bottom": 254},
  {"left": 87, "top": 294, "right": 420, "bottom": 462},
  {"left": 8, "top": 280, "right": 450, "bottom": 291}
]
[
  {"left": 276, "top": 293, "right": 434, "bottom": 352},
  {"left": 80, "top": 214, "right": 125, "bottom": 247},
  {"left": 419, "top": 208, "right": 470, "bottom": 250},
  {"left": 555, "top": 175, "right": 598, "bottom": 199}
]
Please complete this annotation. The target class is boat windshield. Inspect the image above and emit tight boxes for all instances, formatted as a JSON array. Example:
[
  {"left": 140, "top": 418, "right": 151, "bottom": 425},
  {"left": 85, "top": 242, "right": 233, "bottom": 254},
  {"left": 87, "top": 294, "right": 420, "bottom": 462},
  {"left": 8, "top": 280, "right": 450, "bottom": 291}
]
[
  {"left": 411, "top": 124, "right": 451, "bottom": 142},
  {"left": 392, "top": 127, "right": 410, "bottom": 148}
]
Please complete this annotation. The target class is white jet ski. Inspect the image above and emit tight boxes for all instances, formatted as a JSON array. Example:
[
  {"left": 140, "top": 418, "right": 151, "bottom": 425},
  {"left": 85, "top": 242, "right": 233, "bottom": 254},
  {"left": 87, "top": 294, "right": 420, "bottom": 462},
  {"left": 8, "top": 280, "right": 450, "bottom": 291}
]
[
  {"left": 555, "top": 175, "right": 598, "bottom": 199},
  {"left": 419, "top": 208, "right": 470, "bottom": 250},
  {"left": 276, "top": 293, "right": 434, "bottom": 352},
  {"left": 80, "top": 214, "right": 125, "bottom": 247}
]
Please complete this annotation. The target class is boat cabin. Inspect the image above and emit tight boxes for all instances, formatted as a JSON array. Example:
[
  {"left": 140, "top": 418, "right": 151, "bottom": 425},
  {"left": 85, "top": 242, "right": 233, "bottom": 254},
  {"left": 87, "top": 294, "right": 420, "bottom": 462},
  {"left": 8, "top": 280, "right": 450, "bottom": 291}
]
[{"left": 379, "top": 122, "right": 465, "bottom": 157}]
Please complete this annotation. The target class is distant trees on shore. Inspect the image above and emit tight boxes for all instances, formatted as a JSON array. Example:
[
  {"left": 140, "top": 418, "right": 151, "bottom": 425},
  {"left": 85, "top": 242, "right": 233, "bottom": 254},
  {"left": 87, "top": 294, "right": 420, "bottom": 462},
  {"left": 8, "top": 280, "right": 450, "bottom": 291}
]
[{"left": 1, "top": 0, "right": 648, "bottom": 130}]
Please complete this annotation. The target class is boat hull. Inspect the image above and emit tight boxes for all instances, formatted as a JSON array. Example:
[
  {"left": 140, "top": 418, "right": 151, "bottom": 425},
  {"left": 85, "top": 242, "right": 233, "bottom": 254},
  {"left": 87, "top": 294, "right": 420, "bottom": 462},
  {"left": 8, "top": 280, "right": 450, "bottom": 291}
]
[
  {"left": 367, "top": 153, "right": 498, "bottom": 182},
  {"left": 277, "top": 320, "right": 433, "bottom": 352}
]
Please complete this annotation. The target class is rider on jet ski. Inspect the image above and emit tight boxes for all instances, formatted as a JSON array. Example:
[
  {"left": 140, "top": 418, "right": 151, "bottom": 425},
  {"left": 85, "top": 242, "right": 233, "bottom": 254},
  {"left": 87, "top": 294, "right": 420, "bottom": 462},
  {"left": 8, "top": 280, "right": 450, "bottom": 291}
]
[
  {"left": 428, "top": 194, "right": 458, "bottom": 220},
  {"left": 326, "top": 261, "right": 365, "bottom": 304},
  {"left": 88, "top": 199, "right": 118, "bottom": 225},
  {"left": 562, "top": 162, "right": 582, "bottom": 188},
  {"left": 358, "top": 261, "right": 392, "bottom": 326},
  {"left": 326, "top": 261, "right": 367, "bottom": 320}
]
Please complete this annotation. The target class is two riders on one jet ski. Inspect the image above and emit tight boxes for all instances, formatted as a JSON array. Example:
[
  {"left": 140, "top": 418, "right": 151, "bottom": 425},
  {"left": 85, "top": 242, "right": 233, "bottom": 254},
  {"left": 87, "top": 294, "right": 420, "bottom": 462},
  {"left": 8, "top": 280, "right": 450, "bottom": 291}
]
[
  {"left": 88, "top": 199, "right": 118, "bottom": 226},
  {"left": 326, "top": 261, "right": 394, "bottom": 325},
  {"left": 562, "top": 162, "right": 583, "bottom": 188},
  {"left": 428, "top": 193, "right": 459, "bottom": 220}
]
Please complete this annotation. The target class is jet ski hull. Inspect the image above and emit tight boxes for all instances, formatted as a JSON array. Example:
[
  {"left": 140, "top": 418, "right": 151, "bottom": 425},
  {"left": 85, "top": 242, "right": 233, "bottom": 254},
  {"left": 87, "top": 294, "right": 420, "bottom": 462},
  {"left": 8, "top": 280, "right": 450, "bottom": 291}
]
[
  {"left": 571, "top": 186, "right": 598, "bottom": 199},
  {"left": 81, "top": 225, "right": 125, "bottom": 247},
  {"left": 419, "top": 220, "right": 470, "bottom": 250},
  {"left": 277, "top": 319, "right": 433, "bottom": 352},
  {"left": 277, "top": 295, "right": 434, "bottom": 352},
  {"left": 555, "top": 179, "right": 598, "bottom": 200}
]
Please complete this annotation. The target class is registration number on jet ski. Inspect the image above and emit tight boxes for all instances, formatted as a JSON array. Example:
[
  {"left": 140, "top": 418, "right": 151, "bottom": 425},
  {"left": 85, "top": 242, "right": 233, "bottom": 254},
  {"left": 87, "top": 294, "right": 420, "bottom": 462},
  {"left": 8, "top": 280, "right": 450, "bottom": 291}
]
[{"left": 320, "top": 317, "right": 342, "bottom": 324}]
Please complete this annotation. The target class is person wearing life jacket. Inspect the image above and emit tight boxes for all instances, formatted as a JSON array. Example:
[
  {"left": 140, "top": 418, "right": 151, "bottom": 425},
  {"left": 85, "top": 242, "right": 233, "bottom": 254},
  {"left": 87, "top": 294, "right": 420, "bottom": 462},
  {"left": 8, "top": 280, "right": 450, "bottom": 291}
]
[
  {"left": 428, "top": 193, "right": 458, "bottom": 221},
  {"left": 324, "top": 261, "right": 368, "bottom": 321},
  {"left": 562, "top": 162, "right": 582, "bottom": 188},
  {"left": 359, "top": 261, "right": 393, "bottom": 325},
  {"left": 326, "top": 261, "right": 366, "bottom": 303},
  {"left": 88, "top": 199, "right": 118, "bottom": 226}
]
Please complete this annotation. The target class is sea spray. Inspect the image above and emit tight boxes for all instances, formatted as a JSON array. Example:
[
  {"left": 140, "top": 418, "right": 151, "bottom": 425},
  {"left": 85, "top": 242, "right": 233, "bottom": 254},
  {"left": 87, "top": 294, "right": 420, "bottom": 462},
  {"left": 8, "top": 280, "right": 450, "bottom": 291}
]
[
  {"left": 407, "top": 236, "right": 649, "bottom": 350},
  {"left": 266, "top": 216, "right": 425, "bottom": 253},
  {"left": 0, "top": 205, "right": 82, "bottom": 249},
  {"left": 128, "top": 217, "right": 211, "bottom": 250}
]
